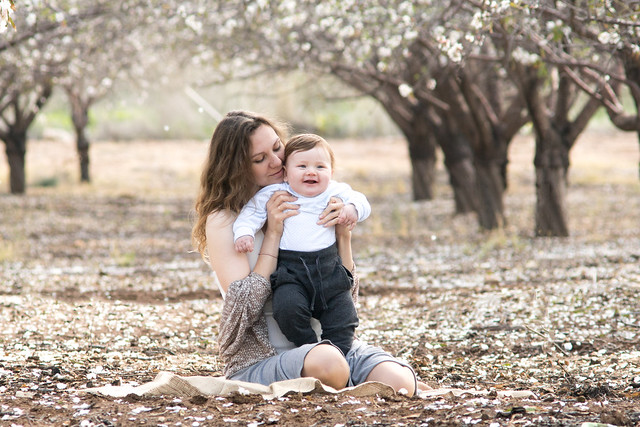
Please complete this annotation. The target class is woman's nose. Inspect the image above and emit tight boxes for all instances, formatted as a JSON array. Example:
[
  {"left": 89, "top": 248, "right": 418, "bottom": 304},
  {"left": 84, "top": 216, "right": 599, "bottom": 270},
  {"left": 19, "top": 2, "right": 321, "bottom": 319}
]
[{"left": 269, "top": 153, "right": 281, "bottom": 167}]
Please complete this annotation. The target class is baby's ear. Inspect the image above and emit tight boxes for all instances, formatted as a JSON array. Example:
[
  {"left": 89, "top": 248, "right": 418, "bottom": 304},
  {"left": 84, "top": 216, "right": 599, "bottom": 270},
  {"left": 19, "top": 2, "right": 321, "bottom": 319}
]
[{"left": 283, "top": 166, "right": 288, "bottom": 182}]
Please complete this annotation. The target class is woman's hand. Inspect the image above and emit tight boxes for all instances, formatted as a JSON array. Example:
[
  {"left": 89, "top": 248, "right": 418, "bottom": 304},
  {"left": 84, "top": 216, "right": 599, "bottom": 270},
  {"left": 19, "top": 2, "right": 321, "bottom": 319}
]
[{"left": 265, "top": 190, "right": 299, "bottom": 237}]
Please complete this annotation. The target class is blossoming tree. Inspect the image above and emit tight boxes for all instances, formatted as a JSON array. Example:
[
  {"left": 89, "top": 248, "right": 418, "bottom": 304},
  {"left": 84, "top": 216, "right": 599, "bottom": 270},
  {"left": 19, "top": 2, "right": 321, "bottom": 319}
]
[{"left": 0, "top": 0, "right": 181, "bottom": 192}]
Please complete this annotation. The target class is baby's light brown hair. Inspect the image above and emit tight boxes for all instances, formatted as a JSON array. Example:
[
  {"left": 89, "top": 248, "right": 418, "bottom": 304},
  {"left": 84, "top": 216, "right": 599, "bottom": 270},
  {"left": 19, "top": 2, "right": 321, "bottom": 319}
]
[{"left": 284, "top": 134, "right": 335, "bottom": 169}]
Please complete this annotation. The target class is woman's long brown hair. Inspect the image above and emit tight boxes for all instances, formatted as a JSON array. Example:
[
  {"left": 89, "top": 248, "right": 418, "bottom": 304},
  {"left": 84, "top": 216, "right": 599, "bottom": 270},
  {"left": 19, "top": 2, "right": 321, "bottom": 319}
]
[{"left": 191, "top": 111, "right": 287, "bottom": 260}]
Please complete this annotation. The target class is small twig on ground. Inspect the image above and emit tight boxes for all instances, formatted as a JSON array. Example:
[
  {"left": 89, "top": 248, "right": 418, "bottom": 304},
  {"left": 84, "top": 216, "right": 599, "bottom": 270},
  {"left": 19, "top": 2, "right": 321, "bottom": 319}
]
[
  {"left": 621, "top": 321, "right": 640, "bottom": 328},
  {"left": 524, "top": 325, "right": 575, "bottom": 384},
  {"left": 524, "top": 325, "right": 570, "bottom": 356}
]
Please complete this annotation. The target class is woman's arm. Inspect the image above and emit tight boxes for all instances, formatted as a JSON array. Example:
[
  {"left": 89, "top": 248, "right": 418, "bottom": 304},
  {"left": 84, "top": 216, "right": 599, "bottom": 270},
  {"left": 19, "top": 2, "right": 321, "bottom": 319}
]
[
  {"left": 319, "top": 197, "right": 356, "bottom": 270},
  {"left": 325, "top": 196, "right": 359, "bottom": 304},
  {"left": 335, "top": 223, "right": 354, "bottom": 271},
  {"left": 335, "top": 223, "right": 359, "bottom": 305},
  {"left": 206, "top": 210, "right": 253, "bottom": 293},
  {"left": 207, "top": 191, "right": 299, "bottom": 294},
  {"left": 206, "top": 211, "right": 274, "bottom": 358}
]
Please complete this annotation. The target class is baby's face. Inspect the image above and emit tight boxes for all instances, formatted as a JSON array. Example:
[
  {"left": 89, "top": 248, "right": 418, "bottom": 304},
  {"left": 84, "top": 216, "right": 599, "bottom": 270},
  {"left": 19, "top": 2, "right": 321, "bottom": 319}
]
[{"left": 284, "top": 146, "right": 333, "bottom": 197}]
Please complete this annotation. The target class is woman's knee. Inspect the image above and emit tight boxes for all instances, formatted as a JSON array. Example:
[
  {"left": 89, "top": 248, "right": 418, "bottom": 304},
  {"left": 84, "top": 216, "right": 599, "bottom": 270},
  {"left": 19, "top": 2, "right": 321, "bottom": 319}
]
[
  {"left": 366, "top": 361, "right": 416, "bottom": 397},
  {"left": 301, "top": 344, "right": 349, "bottom": 389}
]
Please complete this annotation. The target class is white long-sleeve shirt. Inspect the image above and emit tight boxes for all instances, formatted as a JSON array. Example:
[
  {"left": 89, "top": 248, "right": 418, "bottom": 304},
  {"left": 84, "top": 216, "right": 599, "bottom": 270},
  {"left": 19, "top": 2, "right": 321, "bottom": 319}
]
[{"left": 233, "top": 181, "right": 371, "bottom": 252}]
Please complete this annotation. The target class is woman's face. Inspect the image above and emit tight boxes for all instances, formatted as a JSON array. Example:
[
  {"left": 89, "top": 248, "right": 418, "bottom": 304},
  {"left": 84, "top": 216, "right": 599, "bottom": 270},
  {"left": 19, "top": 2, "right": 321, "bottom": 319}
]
[{"left": 250, "top": 124, "right": 285, "bottom": 188}]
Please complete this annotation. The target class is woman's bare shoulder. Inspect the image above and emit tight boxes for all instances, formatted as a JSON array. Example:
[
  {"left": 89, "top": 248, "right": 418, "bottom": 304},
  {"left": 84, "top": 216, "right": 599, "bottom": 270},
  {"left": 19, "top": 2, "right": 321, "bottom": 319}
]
[
  {"left": 206, "top": 209, "right": 236, "bottom": 229},
  {"left": 205, "top": 209, "right": 237, "bottom": 257},
  {"left": 205, "top": 209, "right": 252, "bottom": 290}
]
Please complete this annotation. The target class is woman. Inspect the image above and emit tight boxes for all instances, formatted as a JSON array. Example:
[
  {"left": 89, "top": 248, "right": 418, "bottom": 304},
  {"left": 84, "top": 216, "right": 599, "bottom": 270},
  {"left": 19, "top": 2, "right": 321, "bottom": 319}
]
[{"left": 192, "top": 110, "right": 422, "bottom": 395}]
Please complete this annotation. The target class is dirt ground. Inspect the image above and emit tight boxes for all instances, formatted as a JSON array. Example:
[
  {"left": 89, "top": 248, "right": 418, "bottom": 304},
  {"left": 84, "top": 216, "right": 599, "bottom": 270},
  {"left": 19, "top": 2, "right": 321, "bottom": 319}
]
[{"left": 0, "top": 131, "right": 639, "bottom": 426}]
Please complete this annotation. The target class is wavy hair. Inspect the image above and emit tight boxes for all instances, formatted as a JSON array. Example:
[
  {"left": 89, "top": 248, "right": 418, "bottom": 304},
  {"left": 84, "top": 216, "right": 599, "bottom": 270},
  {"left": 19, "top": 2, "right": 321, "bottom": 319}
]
[{"left": 192, "top": 111, "right": 288, "bottom": 260}]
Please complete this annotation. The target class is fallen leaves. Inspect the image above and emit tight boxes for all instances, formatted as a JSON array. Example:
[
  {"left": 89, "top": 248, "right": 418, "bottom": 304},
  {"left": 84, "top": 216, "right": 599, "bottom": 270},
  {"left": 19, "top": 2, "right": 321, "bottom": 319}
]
[{"left": 1, "top": 135, "right": 639, "bottom": 425}]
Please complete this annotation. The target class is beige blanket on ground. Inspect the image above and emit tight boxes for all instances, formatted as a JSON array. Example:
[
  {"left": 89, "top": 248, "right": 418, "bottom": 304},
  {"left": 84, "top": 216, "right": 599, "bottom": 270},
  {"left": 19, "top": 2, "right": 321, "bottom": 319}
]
[{"left": 84, "top": 371, "right": 535, "bottom": 400}]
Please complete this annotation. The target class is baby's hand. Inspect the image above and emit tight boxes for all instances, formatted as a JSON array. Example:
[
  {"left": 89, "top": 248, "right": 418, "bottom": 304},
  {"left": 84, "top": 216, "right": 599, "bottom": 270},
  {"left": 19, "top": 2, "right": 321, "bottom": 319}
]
[
  {"left": 337, "top": 204, "right": 358, "bottom": 230},
  {"left": 235, "top": 236, "right": 255, "bottom": 253}
]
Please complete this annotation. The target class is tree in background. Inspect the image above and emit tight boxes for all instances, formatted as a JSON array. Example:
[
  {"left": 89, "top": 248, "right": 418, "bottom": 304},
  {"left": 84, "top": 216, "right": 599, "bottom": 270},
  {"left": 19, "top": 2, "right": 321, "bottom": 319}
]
[
  {"left": 0, "top": 0, "right": 181, "bottom": 191},
  {"left": 0, "top": 1, "right": 106, "bottom": 193},
  {"left": 0, "top": 1, "right": 61, "bottom": 194},
  {"left": 482, "top": 0, "right": 636, "bottom": 235},
  {"left": 33, "top": 0, "right": 626, "bottom": 235},
  {"left": 0, "top": 65, "right": 52, "bottom": 194},
  {"left": 3, "top": 0, "right": 637, "bottom": 238},
  {"left": 59, "top": 2, "right": 182, "bottom": 183},
  {"left": 178, "top": 1, "right": 532, "bottom": 230},
  {"left": 542, "top": 0, "right": 640, "bottom": 179},
  {"left": 480, "top": 1, "right": 602, "bottom": 236}
]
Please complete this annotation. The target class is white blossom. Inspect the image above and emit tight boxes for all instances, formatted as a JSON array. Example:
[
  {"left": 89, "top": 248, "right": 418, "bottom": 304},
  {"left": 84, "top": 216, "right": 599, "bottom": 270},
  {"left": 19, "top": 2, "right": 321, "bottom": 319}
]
[
  {"left": 598, "top": 31, "right": 620, "bottom": 45},
  {"left": 377, "top": 46, "right": 392, "bottom": 57},
  {"left": 398, "top": 83, "right": 413, "bottom": 98},
  {"left": 471, "top": 12, "right": 484, "bottom": 31},
  {"left": 447, "top": 42, "right": 463, "bottom": 62},
  {"left": 25, "top": 12, "right": 36, "bottom": 26},
  {"left": 338, "top": 25, "right": 355, "bottom": 39},
  {"left": 404, "top": 29, "right": 418, "bottom": 40},
  {"left": 185, "top": 15, "right": 202, "bottom": 34},
  {"left": 512, "top": 46, "right": 540, "bottom": 65}
]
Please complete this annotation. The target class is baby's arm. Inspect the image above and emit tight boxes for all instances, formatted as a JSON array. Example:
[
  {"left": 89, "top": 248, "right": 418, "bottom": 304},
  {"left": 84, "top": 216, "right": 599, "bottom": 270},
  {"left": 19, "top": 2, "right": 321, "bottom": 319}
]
[
  {"left": 233, "top": 184, "right": 282, "bottom": 251},
  {"left": 234, "top": 235, "right": 255, "bottom": 253}
]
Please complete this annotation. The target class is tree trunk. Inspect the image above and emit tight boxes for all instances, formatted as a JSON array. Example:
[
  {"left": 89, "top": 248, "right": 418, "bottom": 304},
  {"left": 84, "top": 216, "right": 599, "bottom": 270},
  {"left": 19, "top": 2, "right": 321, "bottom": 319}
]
[
  {"left": 0, "top": 82, "right": 53, "bottom": 194},
  {"left": 534, "top": 141, "right": 569, "bottom": 237},
  {"left": 535, "top": 166, "right": 568, "bottom": 237},
  {"left": 623, "top": 53, "right": 640, "bottom": 181},
  {"left": 447, "top": 158, "right": 477, "bottom": 213},
  {"left": 4, "top": 130, "right": 27, "bottom": 194},
  {"left": 474, "top": 158, "right": 505, "bottom": 230},
  {"left": 74, "top": 125, "right": 90, "bottom": 183},
  {"left": 407, "top": 135, "right": 436, "bottom": 200},
  {"left": 380, "top": 100, "right": 437, "bottom": 201},
  {"left": 68, "top": 92, "right": 92, "bottom": 182},
  {"left": 439, "top": 132, "right": 478, "bottom": 214}
]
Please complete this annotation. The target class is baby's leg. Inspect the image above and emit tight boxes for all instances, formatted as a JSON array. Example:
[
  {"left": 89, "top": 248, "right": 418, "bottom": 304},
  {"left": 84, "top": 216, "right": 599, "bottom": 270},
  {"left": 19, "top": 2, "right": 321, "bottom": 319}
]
[
  {"left": 272, "top": 283, "right": 318, "bottom": 346},
  {"left": 319, "top": 290, "right": 358, "bottom": 356}
]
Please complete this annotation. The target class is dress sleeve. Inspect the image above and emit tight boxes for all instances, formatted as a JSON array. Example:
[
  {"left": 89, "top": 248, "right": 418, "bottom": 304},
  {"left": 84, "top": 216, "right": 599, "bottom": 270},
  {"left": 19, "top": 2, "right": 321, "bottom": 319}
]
[
  {"left": 218, "top": 272, "right": 271, "bottom": 357},
  {"left": 350, "top": 265, "right": 359, "bottom": 307}
]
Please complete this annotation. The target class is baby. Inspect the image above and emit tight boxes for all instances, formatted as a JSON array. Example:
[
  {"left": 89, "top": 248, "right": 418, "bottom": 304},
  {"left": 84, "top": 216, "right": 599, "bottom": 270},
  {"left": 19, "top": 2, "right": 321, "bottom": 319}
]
[{"left": 233, "top": 133, "right": 370, "bottom": 356}]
